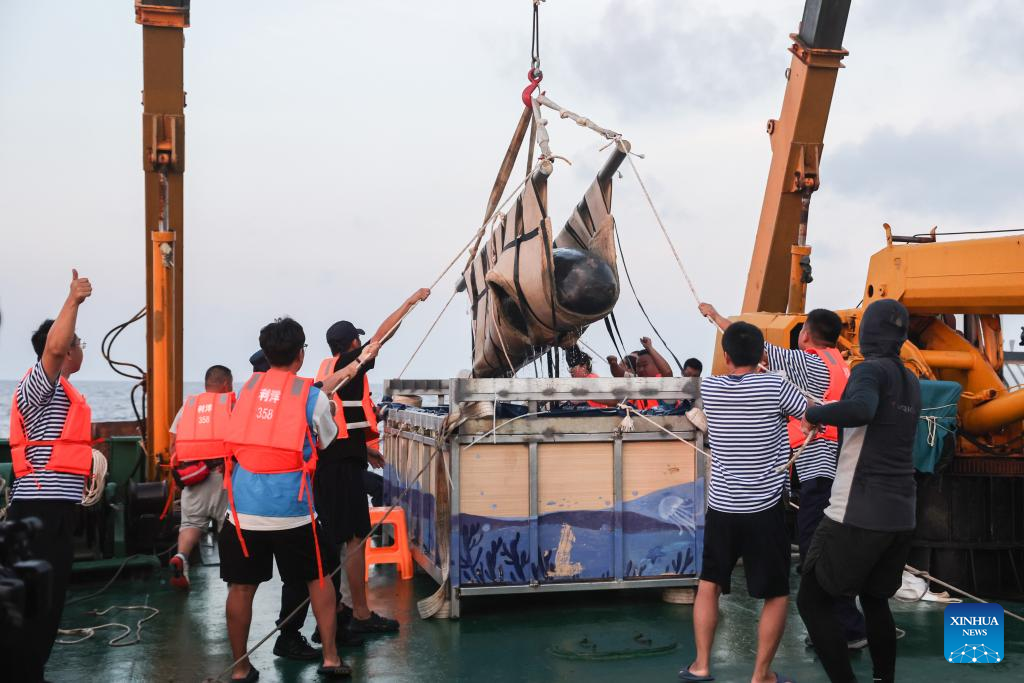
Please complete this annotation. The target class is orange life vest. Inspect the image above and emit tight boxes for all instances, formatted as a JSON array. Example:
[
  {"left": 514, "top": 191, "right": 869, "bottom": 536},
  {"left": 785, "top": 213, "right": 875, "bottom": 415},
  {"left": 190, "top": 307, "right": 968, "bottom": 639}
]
[
  {"left": 787, "top": 347, "right": 850, "bottom": 448},
  {"left": 172, "top": 391, "right": 236, "bottom": 464},
  {"left": 9, "top": 372, "right": 94, "bottom": 479},
  {"left": 629, "top": 373, "right": 662, "bottom": 411},
  {"left": 223, "top": 369, "right": 325, "bottom": 583},
  {"left": 314, "top": 357, "right": 380, "bottom": 447},
  {"left": 584, "top": 373, "right": 606, "bottom": 409}
]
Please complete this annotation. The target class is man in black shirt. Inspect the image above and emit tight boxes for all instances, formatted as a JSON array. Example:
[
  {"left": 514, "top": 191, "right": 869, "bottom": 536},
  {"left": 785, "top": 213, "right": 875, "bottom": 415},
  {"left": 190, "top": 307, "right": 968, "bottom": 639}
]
[
  {"left": 797, "top": 299, "right": 922, "bottom": 683},
  {"left": 321, "top": 289, "right": 428, "bottom": 635},
  {"left": 275, "top": 289, "right": 429, "bottom": 655}
]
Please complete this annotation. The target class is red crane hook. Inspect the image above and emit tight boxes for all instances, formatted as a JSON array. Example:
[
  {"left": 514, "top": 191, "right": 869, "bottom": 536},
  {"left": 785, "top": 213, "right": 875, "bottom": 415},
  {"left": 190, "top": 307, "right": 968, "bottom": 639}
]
[{"left": 522, "top": 68, "right": 543, "bottom": 109}]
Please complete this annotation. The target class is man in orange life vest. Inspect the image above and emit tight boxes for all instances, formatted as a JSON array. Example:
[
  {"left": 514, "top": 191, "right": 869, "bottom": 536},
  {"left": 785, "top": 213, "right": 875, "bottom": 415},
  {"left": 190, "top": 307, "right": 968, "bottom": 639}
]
[
  {"left": 166, "top": 364, "right": 234, "bottom": 590},
  {"left": 6, "top": 269, "right": 93, "bottom": 682},
  {"left": 218, "top": 317, "right": 378, "bottom": 681},
  {"left": 700, "top": 303, "right": 871, "bottom": 649},
  {"left": 609, "top": 336, "right": 674, "bottom": 410},
  {"left": 292, "top": 287, "right": 429, "bottom": 642}
]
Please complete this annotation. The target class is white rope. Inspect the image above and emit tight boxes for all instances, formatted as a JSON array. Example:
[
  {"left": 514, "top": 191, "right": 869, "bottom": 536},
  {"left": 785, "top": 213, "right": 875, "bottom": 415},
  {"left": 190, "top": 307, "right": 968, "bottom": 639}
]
[
  {"left": 536, "top": 94, "right": 621, "bottom": 141},
  {"left": 57, "top": 605, "right": 159, "bottom": 647},
  {"left": 397, "top": 287, "right": 459, "bottom": 379},
  {"left": 626, "top": 154, "right": 701, "bottom": 304},
  {"left": 82, "top": 449, "right": 108, "bottom": 507},
  {"left": 775, "top": 428, "right": 818, "bottom": 474}
]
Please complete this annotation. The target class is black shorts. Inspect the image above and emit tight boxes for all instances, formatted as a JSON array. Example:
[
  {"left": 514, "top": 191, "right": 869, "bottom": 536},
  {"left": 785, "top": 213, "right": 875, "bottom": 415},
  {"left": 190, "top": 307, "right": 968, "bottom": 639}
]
[
  {"left": 700, "top": 503, "right": 790, "bottom": 598},
  {"left": 219, "top": 520, "right": 337, "bottom": 585},
  {"left": 314, "top": 456, "right": 371, "bottom": 545},
  {"left": 803, "top": 516, "right": 913, "bottom": 599}
]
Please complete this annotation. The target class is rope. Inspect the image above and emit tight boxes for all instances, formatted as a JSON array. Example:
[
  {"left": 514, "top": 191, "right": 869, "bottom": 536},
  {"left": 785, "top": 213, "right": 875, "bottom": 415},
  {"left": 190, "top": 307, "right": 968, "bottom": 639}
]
[
  {"left": 783, "top": 502, "right": 1024, "bottom": 625},
  {"left": 210, "top": 440, "right": 448, "bottom": 682},
  {"left": 65, "top": 543, "right": 178, "bottom": 607},
  {"left": 903, "top": 566, "right": 1024, "bottom": 624},
  {"left": 775, "top": 428, "right": 818, "bottom": 474},
  {"left": 57, "top": 605, "right": 159, "bottom": 647},
  {"left": 397, "top": 288, "right": 460, "bottom": 379},
  {"left": 626, "top": 154, "right": 701, "bottom": 304},
  {"left": 81, "top": 448, "right": 108, "bottom": 507}
]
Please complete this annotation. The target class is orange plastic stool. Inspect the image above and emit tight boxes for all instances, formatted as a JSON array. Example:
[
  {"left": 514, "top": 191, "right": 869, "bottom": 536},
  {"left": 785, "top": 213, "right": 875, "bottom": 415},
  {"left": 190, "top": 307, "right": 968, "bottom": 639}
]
[{"left": 365, "top": 506, "right": 414, "bottom": 580}]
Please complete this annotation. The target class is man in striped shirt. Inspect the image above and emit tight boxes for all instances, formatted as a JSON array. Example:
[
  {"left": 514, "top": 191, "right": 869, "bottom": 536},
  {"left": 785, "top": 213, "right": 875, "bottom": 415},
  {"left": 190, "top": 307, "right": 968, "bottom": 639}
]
[
  {"left": 681, "top": 321, "right": 807, "bottom": 683},
  {"left": 701, "top": 304, "right": 869, "bottom": 648},
  {"left": 6, "top": 269, "right": 92, "bottom": 682}
]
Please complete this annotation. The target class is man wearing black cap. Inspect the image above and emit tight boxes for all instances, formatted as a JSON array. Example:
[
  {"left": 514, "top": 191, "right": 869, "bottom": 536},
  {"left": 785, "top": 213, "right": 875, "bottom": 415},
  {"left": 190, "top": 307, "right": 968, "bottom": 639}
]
[
  {"left": 274, "top": 288, "right": 429, "bottom": 653},
  {"left": 797, "top": 299, "right": 922, "bottom": 683},
  {"left": 318, "top": 289, "right": 428, "bottom": 637}
]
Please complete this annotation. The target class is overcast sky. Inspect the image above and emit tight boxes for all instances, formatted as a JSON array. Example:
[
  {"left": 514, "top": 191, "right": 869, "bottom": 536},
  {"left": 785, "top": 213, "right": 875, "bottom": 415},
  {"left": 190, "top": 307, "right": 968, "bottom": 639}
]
[{"left": 2, "top": 0, "right": 1022, "bottom": 382}]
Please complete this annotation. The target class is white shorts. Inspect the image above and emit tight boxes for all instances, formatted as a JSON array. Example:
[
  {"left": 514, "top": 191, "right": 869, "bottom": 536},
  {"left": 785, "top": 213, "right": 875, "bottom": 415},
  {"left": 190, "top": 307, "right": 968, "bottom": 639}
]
[{"left": 180, "top": 470, "right": 228, "bottom": 531}]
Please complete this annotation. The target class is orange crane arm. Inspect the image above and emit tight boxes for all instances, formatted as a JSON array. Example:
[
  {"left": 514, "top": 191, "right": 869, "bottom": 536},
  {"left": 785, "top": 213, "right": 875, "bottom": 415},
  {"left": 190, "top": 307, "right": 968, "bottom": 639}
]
[
  {"left": 742, "top": 0, "right": 850, "bottom": 314},
  {"left": 137, "top": 0, "right": 188, "bottom": 480}
]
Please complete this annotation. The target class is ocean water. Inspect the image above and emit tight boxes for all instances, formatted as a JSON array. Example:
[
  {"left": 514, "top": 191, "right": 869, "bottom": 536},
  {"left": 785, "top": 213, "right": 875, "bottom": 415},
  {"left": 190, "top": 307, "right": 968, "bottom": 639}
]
[{"left": 0, "top": 378, "right": 388, "bottom": 439}]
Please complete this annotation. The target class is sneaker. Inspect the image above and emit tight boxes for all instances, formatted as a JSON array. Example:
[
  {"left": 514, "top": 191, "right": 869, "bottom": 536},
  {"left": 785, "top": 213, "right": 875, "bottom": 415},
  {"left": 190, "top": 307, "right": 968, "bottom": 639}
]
[
  {"left": 847, "top": 637, "right": 869, "bottom": 650},
  {"left": 348, "top": 611, "right": 399, "bottom": 634},
  {"left": 169, "top": 553, "right": 189, "bottom": 589},
  {"left": 273, "top": 631, "right": 320, "bottom": 661}
]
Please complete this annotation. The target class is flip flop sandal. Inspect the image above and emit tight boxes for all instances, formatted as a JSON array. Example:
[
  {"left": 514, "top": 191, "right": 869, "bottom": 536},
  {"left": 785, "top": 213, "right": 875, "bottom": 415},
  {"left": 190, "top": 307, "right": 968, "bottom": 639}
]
[
  {"left": 678, "top": 666, "right": 714, "bottom": 681},
  {"left": 774, "top": 673, "right": 797, "bottom": 683},
  {"left": 318, "top": 663, "right": 353, "bottom": 678}
]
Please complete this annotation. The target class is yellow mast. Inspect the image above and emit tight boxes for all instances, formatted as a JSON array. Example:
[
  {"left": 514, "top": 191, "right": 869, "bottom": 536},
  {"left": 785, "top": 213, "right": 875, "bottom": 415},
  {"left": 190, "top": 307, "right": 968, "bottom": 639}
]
[{"left": 136, "top": 0, "right": 188, "bottom": 480}]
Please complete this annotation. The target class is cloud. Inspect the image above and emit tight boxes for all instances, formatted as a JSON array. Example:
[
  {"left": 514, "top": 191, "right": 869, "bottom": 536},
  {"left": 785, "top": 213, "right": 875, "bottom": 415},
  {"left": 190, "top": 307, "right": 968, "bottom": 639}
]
[
  {"left": 827, "top": 118, "right": 1024, "bottom": 222},
  {"left": 561, "top": 0, "right": 780, "bottom": 116}
]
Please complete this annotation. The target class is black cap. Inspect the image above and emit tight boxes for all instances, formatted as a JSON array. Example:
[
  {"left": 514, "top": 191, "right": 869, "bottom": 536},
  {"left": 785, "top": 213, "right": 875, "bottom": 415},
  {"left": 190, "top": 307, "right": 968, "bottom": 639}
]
[
  {"left": 249, "top": 349, "right": 270, "bottom": 373},
  {"left": 326, "top": 320, "right": 365, "bottom": 351}
]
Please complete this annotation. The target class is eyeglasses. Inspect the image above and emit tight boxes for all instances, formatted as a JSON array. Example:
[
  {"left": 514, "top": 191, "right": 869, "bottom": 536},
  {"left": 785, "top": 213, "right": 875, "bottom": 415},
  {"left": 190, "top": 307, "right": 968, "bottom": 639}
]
[
  {"left": 303, "top": 343, "right": 308, "bottom": 349},
  {"left": 74, "top": 340, "right": 87, "bottom": 350}
]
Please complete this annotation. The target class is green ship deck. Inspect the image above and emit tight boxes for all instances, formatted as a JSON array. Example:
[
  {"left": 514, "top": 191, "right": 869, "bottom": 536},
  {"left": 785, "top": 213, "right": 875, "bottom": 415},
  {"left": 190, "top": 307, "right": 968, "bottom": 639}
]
[{"left": 50, "top": 561, "right": 1024, "bottom": 682}]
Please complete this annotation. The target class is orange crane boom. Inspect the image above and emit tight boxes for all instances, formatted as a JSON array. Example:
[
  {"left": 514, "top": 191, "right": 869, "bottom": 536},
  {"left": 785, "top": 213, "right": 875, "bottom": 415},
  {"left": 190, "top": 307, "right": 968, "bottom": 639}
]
[
  {"left": 136, "top": 0, "right": 188, "bottom": 480},
  {"left": 742, "top": 0, "right": 850, "bottom": 315}
]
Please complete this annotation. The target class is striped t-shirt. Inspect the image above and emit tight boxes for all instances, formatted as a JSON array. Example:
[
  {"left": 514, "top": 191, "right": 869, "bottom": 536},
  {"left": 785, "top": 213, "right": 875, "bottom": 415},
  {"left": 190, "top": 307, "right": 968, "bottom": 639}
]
[
  {"left": 10, "top": 362, "right": 86, "bottom": 502},
  {"left": 764, "top": 343, "right": 838, "bottom": 482},
  {"left": 702, "top": 372, "right": 807, "bottom": 513}
]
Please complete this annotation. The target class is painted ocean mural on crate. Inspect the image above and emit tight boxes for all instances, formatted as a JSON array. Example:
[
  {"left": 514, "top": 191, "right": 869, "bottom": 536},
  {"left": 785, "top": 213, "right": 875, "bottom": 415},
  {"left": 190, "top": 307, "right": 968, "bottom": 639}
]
[{"left": 450, "top": 479, "right": 704, "bottom": 587}]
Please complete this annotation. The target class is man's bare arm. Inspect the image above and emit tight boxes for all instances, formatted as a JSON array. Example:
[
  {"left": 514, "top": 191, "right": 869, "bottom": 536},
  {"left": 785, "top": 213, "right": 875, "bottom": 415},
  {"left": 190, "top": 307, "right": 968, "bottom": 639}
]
[
  {"left": 370, "top": 288, "right": 431, "bottom": 346},
  {"left": 641, "top": 337, "right": 673, "bottom": 377},
  {"left": 43, "top": 269, "right": 92, "bottom": 382},
  {"left": 321, "top": 342, "right": 381, "bottom": 394},
  {"left": 698, "top": 303, "right": 731, "bottom": 332}
]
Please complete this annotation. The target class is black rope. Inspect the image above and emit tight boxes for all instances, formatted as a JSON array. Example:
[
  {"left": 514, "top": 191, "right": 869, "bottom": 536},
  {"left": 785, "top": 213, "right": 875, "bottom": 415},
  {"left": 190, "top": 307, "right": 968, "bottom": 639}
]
[
  {"left": 608, "top": 311, "right": 629, "bottom": 357},
  {"left": 603, "top": 317, "right": 624, "bottom": 360},
  {"left": 614, "top": 226, "right": 686, "bottom": 374}
]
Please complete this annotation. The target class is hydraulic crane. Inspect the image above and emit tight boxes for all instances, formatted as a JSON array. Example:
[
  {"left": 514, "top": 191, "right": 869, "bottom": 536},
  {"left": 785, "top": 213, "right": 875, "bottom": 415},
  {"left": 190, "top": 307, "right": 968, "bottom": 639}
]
[
  {"left": 720, "top": 0, "right": 1024, "bottom": 597},
  {"left": 136, "top": 0, "right": 188, "bottom": 482}
]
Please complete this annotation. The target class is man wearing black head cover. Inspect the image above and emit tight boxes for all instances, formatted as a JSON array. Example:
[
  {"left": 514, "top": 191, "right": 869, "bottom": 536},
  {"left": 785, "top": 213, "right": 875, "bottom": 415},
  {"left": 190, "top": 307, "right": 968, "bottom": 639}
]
[{"left": 797, "top": 299, "right": 922, "bottom": 683}]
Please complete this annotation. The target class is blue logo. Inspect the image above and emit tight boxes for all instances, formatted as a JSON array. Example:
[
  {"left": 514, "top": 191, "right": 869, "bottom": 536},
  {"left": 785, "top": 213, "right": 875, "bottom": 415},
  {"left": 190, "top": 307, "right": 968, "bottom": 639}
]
[{"left": 944, "top": 603, "right": 1004, "bottom": 663}]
